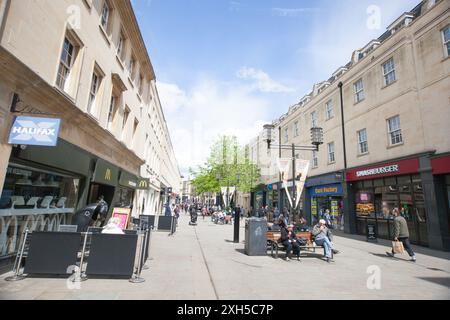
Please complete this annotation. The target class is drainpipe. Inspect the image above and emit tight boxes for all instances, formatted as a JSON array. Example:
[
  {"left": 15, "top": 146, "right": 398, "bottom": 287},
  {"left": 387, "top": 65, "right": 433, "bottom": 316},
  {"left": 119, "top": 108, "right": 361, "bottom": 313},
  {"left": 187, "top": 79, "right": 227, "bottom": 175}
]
[{"left": 338, "top": 81, "right": 355, "bottom": 234}]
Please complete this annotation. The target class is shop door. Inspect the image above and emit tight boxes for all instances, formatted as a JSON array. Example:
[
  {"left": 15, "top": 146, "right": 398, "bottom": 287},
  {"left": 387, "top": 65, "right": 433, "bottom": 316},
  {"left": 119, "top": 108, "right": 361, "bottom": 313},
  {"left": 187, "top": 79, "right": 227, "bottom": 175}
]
[
  {"left": 88, "top": 183, "right": 115, "bottom": 209},
  {"left": 413, "top": 183, "right": 428, "bottom": 246}
]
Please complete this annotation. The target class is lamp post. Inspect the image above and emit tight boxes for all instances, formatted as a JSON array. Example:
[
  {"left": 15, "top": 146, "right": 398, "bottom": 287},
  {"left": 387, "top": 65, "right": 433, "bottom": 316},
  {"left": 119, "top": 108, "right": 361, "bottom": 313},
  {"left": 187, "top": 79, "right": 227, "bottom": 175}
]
[
  {"left": 263, "top": 124, "right": 324, "bottom": 223},
  {"left": 234, "top": 173, "right": 241, "bottom": 243}
]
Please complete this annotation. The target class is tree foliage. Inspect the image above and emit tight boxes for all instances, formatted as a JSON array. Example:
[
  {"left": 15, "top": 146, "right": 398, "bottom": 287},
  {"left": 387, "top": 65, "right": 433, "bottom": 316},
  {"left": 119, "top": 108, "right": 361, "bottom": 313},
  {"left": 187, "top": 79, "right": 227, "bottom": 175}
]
[{"left": 191, "top": 135, "right": 260, "bottom": 195}]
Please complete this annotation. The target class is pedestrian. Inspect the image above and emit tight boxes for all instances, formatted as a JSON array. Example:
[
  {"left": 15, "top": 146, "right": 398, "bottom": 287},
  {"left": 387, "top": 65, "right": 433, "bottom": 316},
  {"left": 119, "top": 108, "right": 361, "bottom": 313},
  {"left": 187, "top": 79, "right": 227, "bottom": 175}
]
[
  {"left": 273, "top": 206, "right": 280, "bottom": 221},
  {"left": 312, "top": 219, "right": 335, "bottom": 263},
  {"left": 386, "top": 208, "right": 416, "bottom": 262}
]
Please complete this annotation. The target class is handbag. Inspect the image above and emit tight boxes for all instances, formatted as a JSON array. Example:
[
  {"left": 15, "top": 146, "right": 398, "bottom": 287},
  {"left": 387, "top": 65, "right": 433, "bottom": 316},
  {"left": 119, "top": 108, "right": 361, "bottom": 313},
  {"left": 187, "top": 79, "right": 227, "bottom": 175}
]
[{"left": 392, "top": 240, "right": 405, "bottom": 254}]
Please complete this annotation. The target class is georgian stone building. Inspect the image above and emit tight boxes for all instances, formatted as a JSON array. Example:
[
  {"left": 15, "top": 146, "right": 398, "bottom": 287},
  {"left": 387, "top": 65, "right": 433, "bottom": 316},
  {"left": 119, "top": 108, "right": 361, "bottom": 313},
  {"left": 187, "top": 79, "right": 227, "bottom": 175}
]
[
  {"left": 249, "top": 0, "right": 450, "bottom": 250},
  {"left": 0, "top": 0, "right": 180, "bottom": 270}
]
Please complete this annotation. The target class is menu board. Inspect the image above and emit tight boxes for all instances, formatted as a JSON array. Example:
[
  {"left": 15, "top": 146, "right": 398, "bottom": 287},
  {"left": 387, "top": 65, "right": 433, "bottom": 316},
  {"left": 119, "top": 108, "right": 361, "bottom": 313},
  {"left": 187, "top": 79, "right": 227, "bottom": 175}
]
[
  {"left": 311, "top": 199, "right": 317, "bottom": 216},
  {"left": 331, "top": 201, "right": 339, "bottom": 217},
  {"left": 112, "top": 207, "right": 131, "bottom": 230}
]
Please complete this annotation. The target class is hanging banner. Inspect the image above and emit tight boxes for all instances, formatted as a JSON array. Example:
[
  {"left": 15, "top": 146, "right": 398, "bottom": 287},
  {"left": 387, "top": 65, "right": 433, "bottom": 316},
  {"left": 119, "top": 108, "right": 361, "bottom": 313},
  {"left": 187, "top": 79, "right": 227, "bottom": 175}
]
[
  {"left": 221, "top": 187, "right": 228, "bottom": 207},
  {"left": 295, "top": 159, "right": 310, "bottom": 208},
  {"left": 229, "top": 187, "right": 236, "bottom": 202},
  {"left": 277, "top": 158, "right": 293, "bottom": 208}
]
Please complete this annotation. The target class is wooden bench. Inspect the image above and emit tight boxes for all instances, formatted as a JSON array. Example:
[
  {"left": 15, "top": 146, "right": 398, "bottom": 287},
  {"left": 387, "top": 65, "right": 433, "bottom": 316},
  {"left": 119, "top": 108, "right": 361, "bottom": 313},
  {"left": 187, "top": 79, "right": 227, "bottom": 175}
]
[{"left": 267, "top": 231, "right": 333, "bottom": 260}]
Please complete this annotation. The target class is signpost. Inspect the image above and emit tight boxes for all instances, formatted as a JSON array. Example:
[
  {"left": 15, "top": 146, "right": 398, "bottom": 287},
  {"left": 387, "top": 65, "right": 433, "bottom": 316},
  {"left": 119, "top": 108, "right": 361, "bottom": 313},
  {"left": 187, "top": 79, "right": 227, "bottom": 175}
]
[{"left": 366, "top": 223, "right": 378, "bottom": 242}]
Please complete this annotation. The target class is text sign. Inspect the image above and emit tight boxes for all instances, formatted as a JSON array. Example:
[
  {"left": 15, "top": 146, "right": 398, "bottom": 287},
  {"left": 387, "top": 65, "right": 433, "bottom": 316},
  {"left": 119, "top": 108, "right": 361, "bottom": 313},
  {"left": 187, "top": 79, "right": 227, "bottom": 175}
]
[
  {"left": 112, "top": 207, "right": 131, "bottom": 230},
  {"left": 9, "top": 116, "right": 61, "bottom": 146}
]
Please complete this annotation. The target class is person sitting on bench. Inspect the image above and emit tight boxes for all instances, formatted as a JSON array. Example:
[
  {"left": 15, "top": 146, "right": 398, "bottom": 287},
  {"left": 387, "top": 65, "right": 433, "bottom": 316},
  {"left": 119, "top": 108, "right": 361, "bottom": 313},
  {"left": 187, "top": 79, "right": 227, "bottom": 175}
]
[
  {"left": 312, "top": 219, "right": 335, "bottom": 263},
  {"left": 280, "top": 222, "right": 300, "bottom": 261}
]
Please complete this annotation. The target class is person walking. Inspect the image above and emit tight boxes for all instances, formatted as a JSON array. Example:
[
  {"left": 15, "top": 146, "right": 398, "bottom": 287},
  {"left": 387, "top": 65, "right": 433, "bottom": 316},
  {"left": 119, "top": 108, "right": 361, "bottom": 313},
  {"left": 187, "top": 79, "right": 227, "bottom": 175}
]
[{"left": 386, "top": 208, "right": 416, "bottom": 262}]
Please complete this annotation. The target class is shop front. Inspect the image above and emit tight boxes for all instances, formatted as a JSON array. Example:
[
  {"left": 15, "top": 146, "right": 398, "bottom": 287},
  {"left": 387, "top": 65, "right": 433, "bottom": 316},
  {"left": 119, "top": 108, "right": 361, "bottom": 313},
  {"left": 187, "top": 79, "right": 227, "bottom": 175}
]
[
  {"left": 346, "top": 158, "right": 429, "bottom": 246},
  {"left": 115, "top": 171, "right": 138, "bottom": 210},
  {"left": 0, "top": 139, "right": 92, "bottom": 266},
  {"left": 308, "top": 184, "right": 344, "bottom": 230},
  {"left": 304, "top": 172, "right": 344, "bottom": 229}
]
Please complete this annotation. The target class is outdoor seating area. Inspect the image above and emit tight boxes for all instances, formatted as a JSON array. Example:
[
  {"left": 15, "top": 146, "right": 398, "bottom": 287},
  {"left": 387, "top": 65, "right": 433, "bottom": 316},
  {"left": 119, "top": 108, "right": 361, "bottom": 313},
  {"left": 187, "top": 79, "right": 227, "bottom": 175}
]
[{"left": 5, "top": 216, "right": 157, "bottom": 283}]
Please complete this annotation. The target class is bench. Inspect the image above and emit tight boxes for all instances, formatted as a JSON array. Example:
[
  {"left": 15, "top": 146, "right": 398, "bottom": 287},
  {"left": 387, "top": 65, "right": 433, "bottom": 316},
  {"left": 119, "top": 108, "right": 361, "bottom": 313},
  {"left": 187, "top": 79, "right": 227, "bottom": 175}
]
[{"left": 267, "top": 231, "right": 334, "bottom": 260}]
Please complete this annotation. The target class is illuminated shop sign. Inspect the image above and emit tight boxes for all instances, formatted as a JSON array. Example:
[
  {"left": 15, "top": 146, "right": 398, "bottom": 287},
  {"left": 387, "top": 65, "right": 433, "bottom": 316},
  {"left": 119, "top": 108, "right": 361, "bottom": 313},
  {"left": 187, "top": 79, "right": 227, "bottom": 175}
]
[
  {"left": 356, "top": 165, "right": 399, "bottom": 178},
  {"left": 8, "top": 116, "right": 61, "bottom": 147}
]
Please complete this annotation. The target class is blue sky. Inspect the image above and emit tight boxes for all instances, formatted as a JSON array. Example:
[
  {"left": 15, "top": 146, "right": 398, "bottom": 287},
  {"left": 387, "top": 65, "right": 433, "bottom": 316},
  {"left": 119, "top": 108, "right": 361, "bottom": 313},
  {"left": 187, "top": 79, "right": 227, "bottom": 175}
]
[{"left": 131, "top": 0, "right": 419, "bottom": 176}]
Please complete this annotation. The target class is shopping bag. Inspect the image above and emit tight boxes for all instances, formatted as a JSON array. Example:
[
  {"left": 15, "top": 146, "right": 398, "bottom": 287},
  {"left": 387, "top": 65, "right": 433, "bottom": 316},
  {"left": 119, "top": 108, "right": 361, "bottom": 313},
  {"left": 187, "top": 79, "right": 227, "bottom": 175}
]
[{"left": 392, "top": 240, "right": 405, "bottom": 254}]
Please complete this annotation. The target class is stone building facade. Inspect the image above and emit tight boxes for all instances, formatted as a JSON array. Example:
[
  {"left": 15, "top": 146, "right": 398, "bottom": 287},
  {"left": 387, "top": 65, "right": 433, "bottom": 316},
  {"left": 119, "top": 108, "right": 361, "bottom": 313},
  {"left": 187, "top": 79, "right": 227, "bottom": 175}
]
[
  {"left": 249, "top": 0, "right": 450, "bottom": 250},
  {"left": 0, "top": 0, "right": 180, "bottom": 269}
]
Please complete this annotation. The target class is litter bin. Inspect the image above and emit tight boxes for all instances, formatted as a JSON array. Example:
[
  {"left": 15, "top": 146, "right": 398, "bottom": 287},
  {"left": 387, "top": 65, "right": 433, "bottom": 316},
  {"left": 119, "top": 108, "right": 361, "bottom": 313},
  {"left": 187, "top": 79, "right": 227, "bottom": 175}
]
[{"left": 245, "top": 218, "right": 268, "bottom": 256}]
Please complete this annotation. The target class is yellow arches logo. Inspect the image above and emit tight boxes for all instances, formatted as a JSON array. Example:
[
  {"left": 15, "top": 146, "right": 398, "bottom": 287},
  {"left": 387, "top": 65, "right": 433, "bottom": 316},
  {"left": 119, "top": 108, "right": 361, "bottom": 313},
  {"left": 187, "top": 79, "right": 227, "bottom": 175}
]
[{"left": 105, "top": 169, "right": 112, "bottom": 181}]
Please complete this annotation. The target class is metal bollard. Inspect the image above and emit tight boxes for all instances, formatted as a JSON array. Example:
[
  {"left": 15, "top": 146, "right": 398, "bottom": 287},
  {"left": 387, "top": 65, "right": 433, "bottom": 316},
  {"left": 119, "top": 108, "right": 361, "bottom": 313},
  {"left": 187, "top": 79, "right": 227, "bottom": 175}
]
[
  {"left": 72, "top": 232, "right": 89, "bottom": 282},
  {"left": 5, "top": 229, "right": 29, "bottom": 281},
  {"left": 141, "top": 229, "right": 150, "bottom": 270},
  {"left": 129, "top": 230, "right": 145, "bottom": 283}
]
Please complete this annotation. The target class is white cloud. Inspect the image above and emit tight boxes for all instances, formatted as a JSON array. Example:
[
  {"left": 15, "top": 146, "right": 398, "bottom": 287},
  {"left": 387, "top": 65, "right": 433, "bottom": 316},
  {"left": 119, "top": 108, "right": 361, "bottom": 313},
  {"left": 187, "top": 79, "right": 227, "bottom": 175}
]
[
  {"left": 271, "top": 7, "right": 320, "bottom": 17},
  {"left": 237, "top": 67, "right": 294, "bottom": 93},
  {"left": 158, "top": 78, "right": 273, "bottom": 176}
]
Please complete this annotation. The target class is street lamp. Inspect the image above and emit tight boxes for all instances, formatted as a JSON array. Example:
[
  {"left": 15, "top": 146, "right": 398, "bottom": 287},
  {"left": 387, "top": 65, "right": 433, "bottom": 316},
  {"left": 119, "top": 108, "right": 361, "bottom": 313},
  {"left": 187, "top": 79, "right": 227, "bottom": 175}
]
[{"left": 263, "top": 124, "right": 324, "bottom": 222}]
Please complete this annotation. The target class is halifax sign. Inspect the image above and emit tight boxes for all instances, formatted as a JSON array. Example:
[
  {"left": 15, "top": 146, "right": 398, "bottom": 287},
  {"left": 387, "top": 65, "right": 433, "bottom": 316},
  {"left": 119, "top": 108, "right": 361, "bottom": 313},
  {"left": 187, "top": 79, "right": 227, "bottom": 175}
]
[{"left": 8, "top": 116, "right": 61, "bottom": 147}]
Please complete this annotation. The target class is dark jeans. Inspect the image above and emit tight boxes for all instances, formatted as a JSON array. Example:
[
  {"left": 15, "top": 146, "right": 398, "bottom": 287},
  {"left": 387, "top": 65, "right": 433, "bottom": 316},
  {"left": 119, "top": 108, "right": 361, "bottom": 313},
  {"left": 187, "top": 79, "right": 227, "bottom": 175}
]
[
  {"left": 281, "top": 240, "right": 300, "bottom": 258},
  {"left": 393, "top": 237, "right": 415, "bottom": 257}
]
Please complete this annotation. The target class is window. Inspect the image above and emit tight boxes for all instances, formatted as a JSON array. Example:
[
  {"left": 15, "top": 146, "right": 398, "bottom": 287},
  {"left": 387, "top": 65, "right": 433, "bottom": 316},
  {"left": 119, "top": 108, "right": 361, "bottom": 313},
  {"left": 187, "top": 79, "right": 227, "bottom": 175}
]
[
  {"left": 293, "top": 121, "right": 299, "bottom": 137},
  {"left": 284, "top": 127, "right": 289, "bottom": 143},
  {"left": 354, "top": 79, "right": 365, "bottom": 103},
  {"left": 100, "top": 1, "right": 110, "bottom": 31},
  {"left": 312, "top": 151, "right": 318, "bottom": 168},
  {"left": 311, "top": 111, "right": 317, "bottom": 128},
  {"left": 358, "top": 129, "right": 368, "bottom": 154},
  {"left": 56, "top": 37, "right": 76, "bottom": 91},
  {"left": 382, "top": 58, "right": 396, "bottom": 86},
  {"left": 88, "top": 70, "right": 102, "bottom": 115},
  {"left": 117, "top": 31, "right": 125, "bottom": 60},
  {"left": 328, "top": 142, "right": 335, "bottom": 163},
  {"left": 122, "top": 107, "right": 130, "bottom": 140},
  {"left": 325, "top": 100, "right": 334, "bottom": 120},
  {"left": 129, "top": 56, "right": 135, "bottom": 78},
  {"left": 387, "top": 116, "right": 403, "bottom": 145},
  {"left": 138, "top": 74, "right": 144, "bottom": 96},
  {"left": 107, "top": 96, "right": 117, "bottom": 130},
  {"left": 132, "top": 118, "right": 139, "bottom": 147},
  {"left": 443, "top": 26, "right": 450, "bottom": 57}
]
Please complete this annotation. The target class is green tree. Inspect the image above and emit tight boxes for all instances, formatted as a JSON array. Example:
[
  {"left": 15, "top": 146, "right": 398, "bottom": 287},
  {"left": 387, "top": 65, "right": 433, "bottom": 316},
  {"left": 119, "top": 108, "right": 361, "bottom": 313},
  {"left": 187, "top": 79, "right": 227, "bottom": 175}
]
[{"left": 191, "top": 135, "right": 260, "bottom": 200}]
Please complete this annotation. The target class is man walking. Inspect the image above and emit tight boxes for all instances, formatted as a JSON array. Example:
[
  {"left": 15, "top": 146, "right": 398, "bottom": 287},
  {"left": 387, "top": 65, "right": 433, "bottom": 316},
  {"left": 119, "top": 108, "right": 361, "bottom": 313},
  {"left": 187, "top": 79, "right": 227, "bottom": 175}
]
[{"left": 386, "top": 208, "right": 416, "bottom": 262}]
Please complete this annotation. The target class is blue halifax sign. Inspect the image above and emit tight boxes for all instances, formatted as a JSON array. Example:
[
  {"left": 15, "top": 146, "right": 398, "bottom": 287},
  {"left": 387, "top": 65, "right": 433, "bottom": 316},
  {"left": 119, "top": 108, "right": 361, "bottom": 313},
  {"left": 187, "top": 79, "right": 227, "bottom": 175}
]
[{"left": 8, "top": 116, "right": 61, "bottom": 147}]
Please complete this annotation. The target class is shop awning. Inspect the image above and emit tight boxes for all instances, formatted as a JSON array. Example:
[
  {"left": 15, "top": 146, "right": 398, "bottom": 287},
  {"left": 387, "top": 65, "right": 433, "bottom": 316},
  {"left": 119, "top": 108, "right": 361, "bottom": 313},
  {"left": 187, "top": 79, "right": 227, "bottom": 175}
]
[
  {"left": 92, "top": 159, "right": 119, "bottom": 187},
  {"left": 119, "top": 171, "right": 138, "bottom": 189}
]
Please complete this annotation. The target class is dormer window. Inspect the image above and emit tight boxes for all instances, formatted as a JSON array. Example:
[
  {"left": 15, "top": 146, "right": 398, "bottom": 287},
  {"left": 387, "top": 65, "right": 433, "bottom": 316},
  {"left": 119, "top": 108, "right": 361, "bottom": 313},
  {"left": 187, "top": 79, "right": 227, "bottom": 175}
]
[{"left": 387, "top": 13, "right": 414, "bottom": 34}]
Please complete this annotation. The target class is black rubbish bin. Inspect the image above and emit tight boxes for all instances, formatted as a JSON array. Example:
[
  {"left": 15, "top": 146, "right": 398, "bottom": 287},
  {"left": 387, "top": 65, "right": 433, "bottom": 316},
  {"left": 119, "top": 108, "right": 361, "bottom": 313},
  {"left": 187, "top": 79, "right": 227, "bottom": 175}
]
[{"left": 244, "top": 218, "right": 268, "bottom": 256}]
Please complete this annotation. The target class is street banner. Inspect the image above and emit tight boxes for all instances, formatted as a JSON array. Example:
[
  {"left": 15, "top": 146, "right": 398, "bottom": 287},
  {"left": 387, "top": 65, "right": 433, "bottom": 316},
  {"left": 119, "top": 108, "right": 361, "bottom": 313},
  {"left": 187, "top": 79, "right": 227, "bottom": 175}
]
[
  {"left": 112, "top": 207, "right": 132, "bottom": 230},
  {"left": 221, "top": 187, "right": 228, "bottom": 207},
  {"left": 229, "top": 187, "right": 236, "bottom": 202},
  {"left": 294, "top": 159, "right": 310, "bottom": 208},
  {"left": 277, "top": 158, "right": 293, "bottom": 208}
]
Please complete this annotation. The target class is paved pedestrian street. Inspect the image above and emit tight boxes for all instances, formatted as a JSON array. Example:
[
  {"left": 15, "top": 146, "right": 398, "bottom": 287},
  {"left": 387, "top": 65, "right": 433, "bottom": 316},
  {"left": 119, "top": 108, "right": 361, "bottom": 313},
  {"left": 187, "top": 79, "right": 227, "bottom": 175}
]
[{"left": 0, "top": 214, "right": 449, "bottom": 300}]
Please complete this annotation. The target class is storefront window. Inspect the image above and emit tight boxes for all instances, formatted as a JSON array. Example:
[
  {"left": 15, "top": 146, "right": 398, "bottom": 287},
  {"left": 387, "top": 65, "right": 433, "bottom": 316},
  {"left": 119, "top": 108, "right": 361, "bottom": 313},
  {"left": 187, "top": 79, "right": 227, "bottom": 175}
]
[{"left": 0, "top": 164, "right": 80, "bottom": 258}]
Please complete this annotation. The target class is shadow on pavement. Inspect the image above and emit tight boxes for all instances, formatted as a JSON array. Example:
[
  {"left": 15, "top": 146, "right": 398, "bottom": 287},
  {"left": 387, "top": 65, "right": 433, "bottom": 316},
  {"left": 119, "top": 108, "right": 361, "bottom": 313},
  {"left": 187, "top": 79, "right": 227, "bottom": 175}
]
[
  {"left": 417, "top": 277, "right": 450, "bottom": 288},
  {"left": 334, "top": 231, "right": 450, "bottom": 260}
]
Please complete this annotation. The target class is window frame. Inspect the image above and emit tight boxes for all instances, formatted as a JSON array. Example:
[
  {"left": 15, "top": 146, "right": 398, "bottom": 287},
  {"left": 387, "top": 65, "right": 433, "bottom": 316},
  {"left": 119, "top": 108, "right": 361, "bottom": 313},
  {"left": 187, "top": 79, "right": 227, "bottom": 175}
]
[
  {"left": 311, "top": 111, "right": 318, "bottom": 128},
  {"left": 387, "top": 115, "right": 403, "bottom": 146},
  {"left": 87, "top": 69, "right": 102, "bottom": 115},
  {"left": 284, "top": 127, "right": 289, "bottom": 143},
  {"left": 100, "top": 1, "right": 110, "bottom": 32},
  {"left": 357, "top": 128, "right": 369, "bottom": 155},
  {"left": 442, "top": 26, "right": 450, "bottom": 58},
  {"left": 293, "top": 121, "right": 299, "bottom": 137},
  {"left": 382, "top": 58, "right": 396, "bottom": 86},
  {"left": 56, "top": 37, "right": 76, "bottom": 91},
  {"left": 325, "top": 100, "right": 334, "bottom": 120},
  {"left": 354, "top": 79, "right": 365, "bottom": 103},
  {"left": 327, "top": 142, "right": 335, "bottom": 164}
]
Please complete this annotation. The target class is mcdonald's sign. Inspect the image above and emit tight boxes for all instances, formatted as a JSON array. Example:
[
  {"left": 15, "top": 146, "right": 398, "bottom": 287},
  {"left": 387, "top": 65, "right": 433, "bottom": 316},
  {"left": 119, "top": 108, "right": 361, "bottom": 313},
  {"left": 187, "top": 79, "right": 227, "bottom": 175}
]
[
  {"left": 105, "top": 169, "right": 112, "bottom": 181},
  {"left": 137, "top": 178, "right": 150, "bottom": 190}
]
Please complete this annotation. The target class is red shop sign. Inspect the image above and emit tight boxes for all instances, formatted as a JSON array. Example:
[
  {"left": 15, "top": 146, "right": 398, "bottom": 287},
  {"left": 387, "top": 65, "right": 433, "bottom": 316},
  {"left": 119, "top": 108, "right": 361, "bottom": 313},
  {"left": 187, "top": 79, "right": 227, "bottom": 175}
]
[
  {"left": 431, "top": 155, "right": 450, "bottom": 175},
  {"left": 346, "top": 158, "right": 420, "bottom": 181}
]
